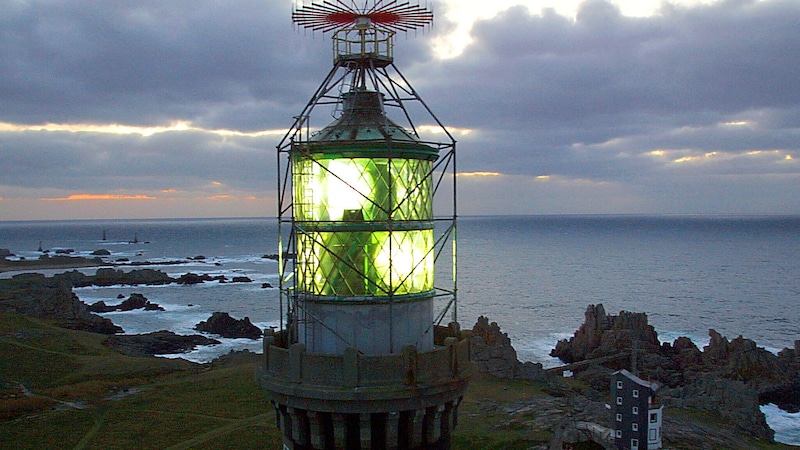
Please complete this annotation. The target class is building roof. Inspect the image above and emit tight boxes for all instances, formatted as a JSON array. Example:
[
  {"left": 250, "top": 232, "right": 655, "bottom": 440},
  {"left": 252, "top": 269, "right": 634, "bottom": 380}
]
[{"left": 613, "top": 369, "right": 660, "bottom": 393}]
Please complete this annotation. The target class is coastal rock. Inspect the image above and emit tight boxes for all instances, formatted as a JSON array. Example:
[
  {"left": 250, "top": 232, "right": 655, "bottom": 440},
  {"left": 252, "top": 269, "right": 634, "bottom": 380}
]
[
  {"left": 103, "top": 330, "right": 220, "bottom": 357},
  {"left": 469, "top": 316, "right": 545, "bottom": 380},
  {"left": 231, "top": 276, "right": 252, "bottom": 283},
  {"left": 550, "top": 304, "right": 660, "bottom": 364},
  {"left": 662, "top": 377, "right": 774, "bottom": 441},
  {"left": 0, "top": 248, "right": 13, "bottom": 258},
  {"left": 51, "top": 268, "right": 174, "bottom": 288},
  {"left": 88, "top": 293, "right": 164, "bottom": 313},
  {"left": 548, "top": 305, "right": 799, "bottom": 444},
  {"left": 0, "top": 275, "right": 121, "bottom": 334},
  {"left": 176, "top": 272, "right": 215, "bottom": 285},
  {"left": 194, "top": 312, "right": 262, "bottom": 339},
  {"left": 702, "top": 329, "right": 793, "bottom": 392},
  {"left": 91, "top": 249, "right": 111, "bottom": 256}
]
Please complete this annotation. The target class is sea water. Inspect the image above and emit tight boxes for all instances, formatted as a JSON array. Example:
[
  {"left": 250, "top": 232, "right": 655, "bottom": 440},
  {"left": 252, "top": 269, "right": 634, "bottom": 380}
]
[{"left": 1, "top": 215, "right": 798, "bottom": 442}]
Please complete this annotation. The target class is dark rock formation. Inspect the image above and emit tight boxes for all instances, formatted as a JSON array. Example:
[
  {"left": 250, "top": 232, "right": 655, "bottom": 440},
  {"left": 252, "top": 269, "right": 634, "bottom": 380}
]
[
  {"left": 0, "top": 248, "right": 13, "bottom": 258},
  {"left": 0, "top": 274, "right": 121, "bottom": 334},
  {"left": 231, "top": 276, "right": 252, "bottom": 283},
  {"left": 550, "top": 304, "right": 799, "bottom": 442},
  {"left": 51, "top": 268, "right": 174, "bottom": 288},
  {"left": 176, "top": 272, "right": 215, "bottom": 285},
  {"left": 662, "top": 377, "right": 774, "bottom": 442},
  {"left": 702, "top": 329, "right": 793, "bottom": 392},
  {"left": 551, "top": 304, "right": 660, "bottom": 364},
  {"left": 91, "top": 249, "right": 111, "bottom": 256},
  {"left": 103, "top": 330, "right": 219, "bottom": 357},
  {"left": 91, "top": 268, "right": 173, "bottom": 286},
  {"left": 88, "top": 293, "right": 164, "bottom": 313},
  {"left": 194, "top": 312, "right": 262, "bottom": 339},
  {"left": 469, "top": 316, "right": 544, "bottom": 380}
]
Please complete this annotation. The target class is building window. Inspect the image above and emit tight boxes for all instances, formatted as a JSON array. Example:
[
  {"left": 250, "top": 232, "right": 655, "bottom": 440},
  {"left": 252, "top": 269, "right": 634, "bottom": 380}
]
[
  {"left": 616, "top": 396, "right": 623, "bottom": 405},
  {"left": 617, "top": 380, "right": 623, "bottom": 389},
  {"left": 633, "top": 389, "right": 639, "bottom": 398},
  {"left": 650, "top": 412, "right": 658, "bottom": 423},
  {"left": 633, "top": 406, "right": 639, "bottom": 415},
  {"left": 650, "top": 429, "right": 658, "bottom": 441},
  {"left": 616, "top": 430, "right": 622, "bottom": 438},
  {"left": 632, "top": 423, "right": 638, "bottom": 431},
  {"left": 631, "top": 438, "right": 639, "bottom": 449},
  {"left": 616, "top": 413, "right": 622, "bottom": 422}
]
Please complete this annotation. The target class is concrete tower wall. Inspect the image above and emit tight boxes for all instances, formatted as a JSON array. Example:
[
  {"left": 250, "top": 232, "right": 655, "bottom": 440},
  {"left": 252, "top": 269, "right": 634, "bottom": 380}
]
[{"left": 299, "top": 297, "right": 434, "bottom": 354}]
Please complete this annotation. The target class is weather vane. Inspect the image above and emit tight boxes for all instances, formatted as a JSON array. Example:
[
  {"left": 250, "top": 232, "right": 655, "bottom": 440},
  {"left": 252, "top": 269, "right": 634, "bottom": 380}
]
[{"left": 292, "top": 0, "right": 433, "bottom": 33}]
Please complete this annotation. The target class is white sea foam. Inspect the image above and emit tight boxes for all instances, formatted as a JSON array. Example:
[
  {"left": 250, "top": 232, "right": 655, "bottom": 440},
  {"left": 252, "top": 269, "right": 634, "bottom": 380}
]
[
  {"left": 157, "top": 338, "right": 263, "bottom": 364},
  {"left": 761, "top": 404, "right": 800, "bottom": 445}
]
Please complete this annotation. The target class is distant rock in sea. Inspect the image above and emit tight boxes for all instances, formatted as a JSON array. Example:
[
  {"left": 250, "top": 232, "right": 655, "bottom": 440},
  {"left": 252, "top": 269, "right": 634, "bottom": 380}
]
[
  {"left": 195, "top": 312, "right": 262, "bottom": 339},
  {"left": 88, "top": 293, "right": 165, "bottom": 313}
]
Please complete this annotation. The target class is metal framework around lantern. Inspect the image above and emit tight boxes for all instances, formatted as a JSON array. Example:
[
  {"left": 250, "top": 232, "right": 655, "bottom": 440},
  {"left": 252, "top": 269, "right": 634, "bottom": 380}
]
[{"left": 276, "top": 0, "right": 457, "bottom": 353}]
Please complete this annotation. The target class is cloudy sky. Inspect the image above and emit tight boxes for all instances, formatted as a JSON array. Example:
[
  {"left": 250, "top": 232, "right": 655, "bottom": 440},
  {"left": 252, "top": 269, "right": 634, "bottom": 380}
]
[{"left": 1, "top": 0, "right": 798, "bottom": 220}]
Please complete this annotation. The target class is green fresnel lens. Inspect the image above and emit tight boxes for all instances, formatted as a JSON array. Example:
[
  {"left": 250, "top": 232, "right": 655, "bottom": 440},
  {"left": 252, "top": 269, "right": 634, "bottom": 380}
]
[{"left": 292, "top": 90, "right": 439, "bottom": 354}]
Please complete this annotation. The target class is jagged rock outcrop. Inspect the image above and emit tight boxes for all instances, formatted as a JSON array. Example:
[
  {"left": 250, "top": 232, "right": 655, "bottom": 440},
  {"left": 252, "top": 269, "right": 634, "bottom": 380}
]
[
  {"left": 469, "top": 316, "right": 544, "bottom": 380},
  {"left": 702, "top": 329, "right": 793, "bottom": 392},
  {"left": 550, "top": 304, "right": 800, "bottom": 442},
  {"left": 88, "top": 293, "right": 164, "bottom": 313},
  {"left": 103, "top": 330, "right": 220, "bottom": 357},
  {"left": 550, "top": 304, "right": 660, "bottom": 363},
  {"left": 0, "top": 274, "right": 121, "bottom": 334},
  {"left": 194, "top": 312, "right": 262, "bottom": 339}
]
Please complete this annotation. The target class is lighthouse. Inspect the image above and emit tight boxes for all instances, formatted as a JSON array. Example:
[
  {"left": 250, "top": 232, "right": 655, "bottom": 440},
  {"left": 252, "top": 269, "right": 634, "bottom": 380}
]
[{"left": 258, "top": 2, "right": 473, "bottom": 448}]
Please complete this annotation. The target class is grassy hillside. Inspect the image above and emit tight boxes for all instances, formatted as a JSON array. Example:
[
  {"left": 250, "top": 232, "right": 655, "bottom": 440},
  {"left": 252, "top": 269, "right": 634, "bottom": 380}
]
[{"left": 0, "top": 313, "right": 790, "bottom": 449}]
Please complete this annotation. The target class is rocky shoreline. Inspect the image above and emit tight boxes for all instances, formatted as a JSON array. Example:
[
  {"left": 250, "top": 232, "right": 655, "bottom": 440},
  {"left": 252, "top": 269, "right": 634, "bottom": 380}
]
[
  {"left": 0, "top": 264, "right": 797, "bottom": 447},
  {"left": 468, "top": 304, "right": 800, "bottom": 447},
  {"left": 0, "top": 267, "right": 267, "bottom": 357}
]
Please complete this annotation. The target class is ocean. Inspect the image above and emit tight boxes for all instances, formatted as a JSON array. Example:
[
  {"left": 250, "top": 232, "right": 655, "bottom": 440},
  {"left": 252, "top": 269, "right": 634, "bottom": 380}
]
[{"left": 1, "top": 215, "right": 798, "bottom": 443}]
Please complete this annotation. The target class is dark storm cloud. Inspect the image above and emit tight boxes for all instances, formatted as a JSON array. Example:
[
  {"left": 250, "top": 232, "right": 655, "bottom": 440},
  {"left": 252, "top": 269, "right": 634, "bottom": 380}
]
[
  {"left": 0, "top": 0, "right": 329, "bottom": 129},
  {"left": 416, "top": 0, "right": 800, "bottom": 181},
  {"left": 1, "top": 0, "right": 799, "bottom": 216},
  {"left": 0, "top": 129, "right": 275, "bottom": 192}
]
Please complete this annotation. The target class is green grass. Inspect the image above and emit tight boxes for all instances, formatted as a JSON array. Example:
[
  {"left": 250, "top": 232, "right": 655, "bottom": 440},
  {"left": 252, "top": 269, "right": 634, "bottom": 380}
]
[
  {"left": 0, "top": 312, "right": 794, "bottom": 449},
  {"left": 0, "top": 313, "right": 278, "bottom": 449}
]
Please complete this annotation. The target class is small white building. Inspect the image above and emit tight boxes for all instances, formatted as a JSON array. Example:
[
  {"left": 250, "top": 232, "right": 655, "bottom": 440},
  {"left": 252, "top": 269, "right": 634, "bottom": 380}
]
[{"left": 610, "top": 369, "right": 663, "bottom": 450}]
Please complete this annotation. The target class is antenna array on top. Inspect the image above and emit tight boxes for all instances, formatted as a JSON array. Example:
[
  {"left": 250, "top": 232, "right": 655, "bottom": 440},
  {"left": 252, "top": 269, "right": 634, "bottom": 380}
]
[{"left": 292, "top": 0, "right": 433, "bottom": 33}]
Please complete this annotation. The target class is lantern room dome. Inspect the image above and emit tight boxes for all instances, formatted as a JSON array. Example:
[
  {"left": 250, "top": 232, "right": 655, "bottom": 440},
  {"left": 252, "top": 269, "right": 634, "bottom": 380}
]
[{"left": 306, "top": 90, "right": 439, "bottom": 160}]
